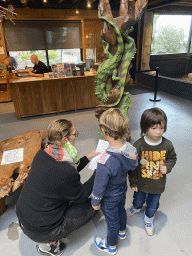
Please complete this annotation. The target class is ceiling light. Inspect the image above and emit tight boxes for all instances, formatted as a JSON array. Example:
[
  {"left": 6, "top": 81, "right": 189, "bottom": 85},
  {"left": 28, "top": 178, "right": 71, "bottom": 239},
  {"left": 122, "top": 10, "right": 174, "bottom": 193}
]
[
  {"left": 87, "top": 0, "right": 91, "bottom": 8},
  {"left": 43, "top": 0, "right": 47, "bottom": 3}
]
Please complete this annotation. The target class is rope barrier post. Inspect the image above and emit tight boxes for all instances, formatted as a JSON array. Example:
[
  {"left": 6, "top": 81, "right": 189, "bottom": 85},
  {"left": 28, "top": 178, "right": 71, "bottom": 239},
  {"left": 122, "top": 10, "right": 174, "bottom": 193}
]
[{"left": 149, "top": 67, "right": 161, "bottom": 102}]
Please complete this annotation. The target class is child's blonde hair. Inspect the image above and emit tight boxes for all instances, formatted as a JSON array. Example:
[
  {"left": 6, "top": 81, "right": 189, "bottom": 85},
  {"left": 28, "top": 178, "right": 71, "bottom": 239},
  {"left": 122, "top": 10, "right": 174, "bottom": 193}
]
[
  {"left": 99, "top": 108, "right": 131, "bottom": 141},
  {"left": 47, "top": 119, "right": 72, "bottom": 146}
]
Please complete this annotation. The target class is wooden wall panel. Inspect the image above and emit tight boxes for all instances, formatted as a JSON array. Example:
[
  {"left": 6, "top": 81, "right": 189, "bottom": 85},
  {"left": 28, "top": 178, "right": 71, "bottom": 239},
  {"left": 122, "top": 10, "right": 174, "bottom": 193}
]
[
  {"left": 84, "top": 19, "right": 103, "bottom": 62},
  {"left": 0, "top": 24, "right": 7, "bottom": 64},
  {"left": 14, "top": 8, "right": 99, "bottom": 20}
]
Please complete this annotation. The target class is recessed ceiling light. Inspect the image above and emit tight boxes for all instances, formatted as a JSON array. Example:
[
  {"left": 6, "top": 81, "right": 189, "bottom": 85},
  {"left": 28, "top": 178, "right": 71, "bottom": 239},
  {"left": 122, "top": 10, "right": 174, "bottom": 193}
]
[{"left": 87, "top": 0, "right": 91, "bottom": 8}]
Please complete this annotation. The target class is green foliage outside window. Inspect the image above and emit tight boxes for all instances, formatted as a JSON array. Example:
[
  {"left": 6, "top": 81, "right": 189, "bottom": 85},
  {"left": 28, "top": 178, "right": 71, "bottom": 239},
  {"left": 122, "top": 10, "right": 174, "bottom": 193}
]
[{"left": 151, "top": 14, "right": 190, "bottom": 55}]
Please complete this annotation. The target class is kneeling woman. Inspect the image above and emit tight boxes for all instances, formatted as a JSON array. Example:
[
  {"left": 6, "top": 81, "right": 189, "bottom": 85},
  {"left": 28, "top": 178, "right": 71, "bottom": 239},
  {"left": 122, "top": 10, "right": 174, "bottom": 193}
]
[{"left": 16, "top": 119, "right": 99, "bottom": 256}]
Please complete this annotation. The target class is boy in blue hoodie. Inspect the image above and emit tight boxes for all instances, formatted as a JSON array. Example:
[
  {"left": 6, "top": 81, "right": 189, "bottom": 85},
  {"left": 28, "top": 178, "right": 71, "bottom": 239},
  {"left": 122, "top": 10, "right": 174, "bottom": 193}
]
[{"left": 91, "top": 108, "right": 138, "bottom": 255}]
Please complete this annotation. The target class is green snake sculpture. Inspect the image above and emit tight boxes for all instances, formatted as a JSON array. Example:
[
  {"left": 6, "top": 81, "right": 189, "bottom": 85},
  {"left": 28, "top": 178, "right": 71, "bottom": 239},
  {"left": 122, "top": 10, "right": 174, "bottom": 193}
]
[{"left": 95, "top": 0, "right": 148, "bottom": 122}]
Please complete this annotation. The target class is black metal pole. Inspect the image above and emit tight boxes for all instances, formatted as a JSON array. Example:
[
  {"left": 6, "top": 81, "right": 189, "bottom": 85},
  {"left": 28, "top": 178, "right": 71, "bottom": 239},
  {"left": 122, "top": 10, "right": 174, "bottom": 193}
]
[{"left": 149, "top": 67, "right": 161, "bottom": 102}]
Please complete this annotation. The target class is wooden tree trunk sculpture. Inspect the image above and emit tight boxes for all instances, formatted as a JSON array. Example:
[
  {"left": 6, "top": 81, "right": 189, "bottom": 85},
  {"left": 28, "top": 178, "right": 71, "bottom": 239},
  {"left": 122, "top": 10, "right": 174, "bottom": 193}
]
[
  {"left": 95, "top": 0, "right": 148, "bottom": 129},
  {"left": 0, "top": 129, "right": 47, "bottom": 215}
]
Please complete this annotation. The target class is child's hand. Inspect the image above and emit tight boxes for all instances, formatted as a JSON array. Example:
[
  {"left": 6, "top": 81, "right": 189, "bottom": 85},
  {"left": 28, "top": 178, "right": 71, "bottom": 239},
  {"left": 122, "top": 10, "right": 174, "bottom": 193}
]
[
  {"left": 131, "top": 187, "right": 138, "bottom": 192},
  {"left": 160, "top": 165, "right": 167, "bottom": 174},
  {"left": 86, "top": 150, "right": 100, "bottom": 161},
  {"left": 92, "top": 204, "right": 101, "bottom": 210}
]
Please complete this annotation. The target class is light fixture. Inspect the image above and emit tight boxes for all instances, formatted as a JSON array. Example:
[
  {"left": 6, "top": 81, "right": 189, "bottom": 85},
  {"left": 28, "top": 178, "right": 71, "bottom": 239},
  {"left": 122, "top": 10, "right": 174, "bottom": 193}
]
[
  {"left": 76, "top": 9, "right": 79, "bottom": 14},
  {"left": 87, "top": 0, "right": 91, "bottom": 8},
  {"left": 43, "top": 0, "right": 47, "bottom": 3}
]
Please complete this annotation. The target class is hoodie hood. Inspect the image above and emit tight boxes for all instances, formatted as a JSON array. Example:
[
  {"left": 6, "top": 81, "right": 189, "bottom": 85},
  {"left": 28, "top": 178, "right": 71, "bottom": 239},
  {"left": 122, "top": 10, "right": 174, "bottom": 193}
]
[{"left": 106, "top": 142, "right": 138, "bottom": 172}]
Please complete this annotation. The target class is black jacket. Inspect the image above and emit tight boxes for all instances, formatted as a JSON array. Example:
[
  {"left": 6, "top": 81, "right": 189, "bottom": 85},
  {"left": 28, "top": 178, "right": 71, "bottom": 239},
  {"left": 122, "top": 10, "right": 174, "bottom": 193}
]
[{"left": 16, "top": 149, "right": 94, "bottom": 233}]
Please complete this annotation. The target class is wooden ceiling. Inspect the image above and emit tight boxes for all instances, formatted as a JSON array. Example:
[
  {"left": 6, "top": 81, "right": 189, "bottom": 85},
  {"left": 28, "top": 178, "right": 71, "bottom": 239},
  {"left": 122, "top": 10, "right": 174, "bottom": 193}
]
[{"left": 0, "top": 0, "right": 192, "bottom": 14}]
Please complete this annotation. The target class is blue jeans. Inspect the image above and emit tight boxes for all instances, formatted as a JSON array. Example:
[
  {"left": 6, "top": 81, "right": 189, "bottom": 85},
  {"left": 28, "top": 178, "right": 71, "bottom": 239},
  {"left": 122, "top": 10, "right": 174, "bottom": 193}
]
[
  {"left": 133, "top": 190, "right": 161, "bottom": 219},
  {"left": 101, "top": 193, "right": 126, "bottom": 247}
]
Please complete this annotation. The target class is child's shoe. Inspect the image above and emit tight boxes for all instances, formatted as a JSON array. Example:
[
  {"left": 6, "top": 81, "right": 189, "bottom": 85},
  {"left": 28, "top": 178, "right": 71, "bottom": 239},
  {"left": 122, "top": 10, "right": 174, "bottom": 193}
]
[
  {"left": 94, "top": 237, "right": 117, "bottom": 255},
  {"left": 126, "top": 206, "right": 141, "bottom": 216},
  {"left": 36, "top": 240, "right": 66, "bottom": 256},
  {"left": 144, "top": 221, "right": 154, "bottom": 236},
  {"left": 118, "top": 230, "right": 126, "bottom": 239}
]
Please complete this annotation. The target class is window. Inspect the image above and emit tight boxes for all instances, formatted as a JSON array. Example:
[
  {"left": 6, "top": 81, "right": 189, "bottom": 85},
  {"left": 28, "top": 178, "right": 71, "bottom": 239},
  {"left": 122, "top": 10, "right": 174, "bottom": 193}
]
[
  {"left": 10, "top": 49, "right": 81, "bottom": 69},
  {"left": 48, "top": 49, "right": 81, "bottom": 65},
  {"left": 3, "top": 20, "right": 82, "bottom": 68},
  {"left": 151, "top": 15, "right": 192, "bottom": 54},
  {"left": 10, "top": 50, "right": 46, "bottom": 69}
]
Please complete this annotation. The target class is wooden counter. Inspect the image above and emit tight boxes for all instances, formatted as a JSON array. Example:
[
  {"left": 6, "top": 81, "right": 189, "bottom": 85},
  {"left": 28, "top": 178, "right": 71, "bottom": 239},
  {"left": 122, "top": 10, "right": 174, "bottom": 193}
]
[
  {"left": 10, "top": 73, "right": 98, "bottom": 119},
  {"left": 0, "top": 73, "right": 12, "bottom": 102}
]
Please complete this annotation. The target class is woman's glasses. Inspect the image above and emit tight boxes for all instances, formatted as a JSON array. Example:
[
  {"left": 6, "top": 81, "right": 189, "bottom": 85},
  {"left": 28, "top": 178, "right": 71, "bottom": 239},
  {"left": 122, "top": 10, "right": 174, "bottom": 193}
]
[{"left": 70, "top": 131, "right": 79, "bottom": 137}]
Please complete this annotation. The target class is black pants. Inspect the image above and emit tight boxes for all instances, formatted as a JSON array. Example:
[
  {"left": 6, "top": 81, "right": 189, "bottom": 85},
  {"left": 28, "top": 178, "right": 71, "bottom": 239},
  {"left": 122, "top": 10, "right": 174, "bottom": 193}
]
[{"left": 20, "top": 198, "right": 96, "bottom": 243}]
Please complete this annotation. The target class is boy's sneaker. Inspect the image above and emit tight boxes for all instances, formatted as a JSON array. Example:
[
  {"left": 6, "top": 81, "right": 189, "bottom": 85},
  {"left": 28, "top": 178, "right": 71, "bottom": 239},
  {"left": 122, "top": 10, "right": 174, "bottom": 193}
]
[
  {"left": 94, "top": 237, "right": 117, "bottom": 255},
  {"left": 126, "top": 206, "right": 141, "bottom": 216},
  {"left": 144, "top": 221, "right": 154, "bottom": 236},
  {"left": 118, "top": 231, "right": 126, "bottom": 239},
  {"left": 36, "top": 241, "right": 66, "bottom": 256}
]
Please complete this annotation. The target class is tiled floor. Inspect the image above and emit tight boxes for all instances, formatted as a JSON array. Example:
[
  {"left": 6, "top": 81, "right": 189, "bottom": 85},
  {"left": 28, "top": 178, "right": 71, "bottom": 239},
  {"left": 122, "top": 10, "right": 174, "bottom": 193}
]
[{"left": 0, "top": 87, "right": 192, "bottom": 256}]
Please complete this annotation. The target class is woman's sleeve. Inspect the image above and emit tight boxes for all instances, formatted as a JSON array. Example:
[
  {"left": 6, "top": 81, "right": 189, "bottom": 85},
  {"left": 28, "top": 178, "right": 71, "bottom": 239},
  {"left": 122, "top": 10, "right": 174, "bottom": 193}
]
[
  {"left": 62, "top": 164, "right": 95, "bottom": 204},
  {"left": 77, "top": 156, "right": 89, "bottom": 173}
]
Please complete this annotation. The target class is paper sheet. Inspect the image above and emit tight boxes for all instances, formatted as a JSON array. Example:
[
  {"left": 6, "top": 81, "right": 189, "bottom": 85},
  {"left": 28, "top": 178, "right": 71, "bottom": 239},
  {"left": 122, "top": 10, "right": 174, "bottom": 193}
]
[
  {"left": 1, "top": 148, "right": 24, "bottom": 165},
  {"left": 89, "top": 139, "right": 109, "bottom": 170}
]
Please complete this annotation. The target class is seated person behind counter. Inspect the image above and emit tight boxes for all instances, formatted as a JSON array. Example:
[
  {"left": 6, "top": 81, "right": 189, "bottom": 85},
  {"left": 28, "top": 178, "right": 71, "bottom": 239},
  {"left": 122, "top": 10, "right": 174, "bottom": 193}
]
[{"left": 18, "top": 55, "right": 49, "bottom": 77}]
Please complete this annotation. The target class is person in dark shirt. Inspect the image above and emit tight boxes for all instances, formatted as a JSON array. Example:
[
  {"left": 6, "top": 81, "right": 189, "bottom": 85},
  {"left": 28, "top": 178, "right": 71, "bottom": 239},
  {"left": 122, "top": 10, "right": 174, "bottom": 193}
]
[
  {"left": 16, "top": 119, "right": 100, "bottom": 256},
  {"left": 18, "top": 54, "right": 49, "bottom": 77}
]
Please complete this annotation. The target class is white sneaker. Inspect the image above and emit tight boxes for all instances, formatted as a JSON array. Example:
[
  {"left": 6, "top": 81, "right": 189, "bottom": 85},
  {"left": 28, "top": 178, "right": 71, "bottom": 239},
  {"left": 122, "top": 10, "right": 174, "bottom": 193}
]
[
  {"left": 144, "top": 221, "right": 154, "bottom": 236},
  {"left": 119, "top": 230, "right": 126, "bottom": 239},
  {"left": 94, "top": 237, "right": 117, "bottom": 255},
  {"left": 126, "top": 206, "right": 141, "bottom": 216}
]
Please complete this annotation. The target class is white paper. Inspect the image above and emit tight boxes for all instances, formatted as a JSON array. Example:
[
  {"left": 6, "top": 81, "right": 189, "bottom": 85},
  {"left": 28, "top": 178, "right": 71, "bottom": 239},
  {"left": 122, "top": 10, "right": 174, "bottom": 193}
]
[
  {"left": 89, "top": 139, "right": 109, "bottom": 170},
  {"left": 1, "top": 148, "right": 24, "bottom": 165}
]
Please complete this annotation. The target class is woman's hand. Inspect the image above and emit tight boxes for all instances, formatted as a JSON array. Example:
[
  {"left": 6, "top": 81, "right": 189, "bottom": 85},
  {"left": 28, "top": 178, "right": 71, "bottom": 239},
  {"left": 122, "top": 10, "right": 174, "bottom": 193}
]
[{"left": 86, "top": 150, "right": 100, "bottom": 161}]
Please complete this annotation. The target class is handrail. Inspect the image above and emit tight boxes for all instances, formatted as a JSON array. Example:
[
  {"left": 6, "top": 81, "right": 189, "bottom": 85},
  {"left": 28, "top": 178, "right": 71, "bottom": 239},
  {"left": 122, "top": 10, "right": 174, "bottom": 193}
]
[{"left": 135, "top": 67, "right": 161, "bottom": 102}]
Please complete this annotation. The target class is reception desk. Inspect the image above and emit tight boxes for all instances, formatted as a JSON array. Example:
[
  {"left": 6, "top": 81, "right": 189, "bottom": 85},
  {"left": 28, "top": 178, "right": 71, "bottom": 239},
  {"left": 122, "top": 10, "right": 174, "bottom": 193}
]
[{"left": 10, "top": 73, "right": 98, "bottom": 119}]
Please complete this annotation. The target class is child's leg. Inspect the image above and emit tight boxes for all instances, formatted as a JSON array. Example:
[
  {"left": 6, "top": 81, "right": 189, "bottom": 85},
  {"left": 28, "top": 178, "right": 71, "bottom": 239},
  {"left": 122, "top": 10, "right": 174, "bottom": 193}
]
[
  {"left": 118, "top": 193, "right": 126, "bottom": 232},
  {"left": 144, "top": 193, "right": 161, "bottom": 236},
  {"left": 145, "top": 193, "right": 161, "bottom": 219},
  {"left": 118, "top": 193, "right": 127, "bottom": 239},
  {"left": 101, "top": 198, "right": 120, "bottom": 247},
  {"left": 127, "top": 190, "right": 146, "bottom": 216},
  {"left": 133, "top": 190, "right": 146, "bottom": 209}
]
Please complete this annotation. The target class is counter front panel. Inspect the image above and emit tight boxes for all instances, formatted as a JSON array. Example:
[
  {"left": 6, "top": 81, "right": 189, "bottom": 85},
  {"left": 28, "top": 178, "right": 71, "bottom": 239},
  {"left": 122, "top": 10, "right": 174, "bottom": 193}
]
[{"left": 10, "top": 74, "right": 98, "bottom": 119}]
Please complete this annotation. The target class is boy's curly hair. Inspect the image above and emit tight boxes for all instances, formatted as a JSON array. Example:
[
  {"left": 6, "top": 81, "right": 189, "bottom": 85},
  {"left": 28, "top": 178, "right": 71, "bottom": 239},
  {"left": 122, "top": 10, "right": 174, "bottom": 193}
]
[{"left": 99, "top": 108, "right": 131, "bottom": 142}]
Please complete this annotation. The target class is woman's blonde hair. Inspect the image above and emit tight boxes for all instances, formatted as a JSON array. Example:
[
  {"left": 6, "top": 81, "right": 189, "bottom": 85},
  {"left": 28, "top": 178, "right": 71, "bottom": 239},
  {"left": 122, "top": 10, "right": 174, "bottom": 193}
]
[
  {"left": 99, "top": 108, "right": 131, "bottom": 141},
  {"left": 47, "top": 119, "right": 72, "bottom": 146}
]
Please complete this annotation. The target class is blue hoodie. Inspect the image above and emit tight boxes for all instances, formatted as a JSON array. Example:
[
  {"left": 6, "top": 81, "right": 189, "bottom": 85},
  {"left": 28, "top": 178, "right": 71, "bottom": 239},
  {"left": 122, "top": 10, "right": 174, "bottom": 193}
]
[{"left": 91, "top": 142, "right": 138, "bottom": 206}]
